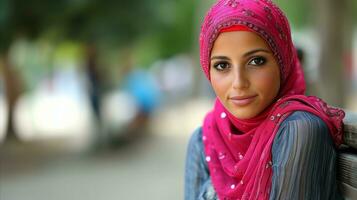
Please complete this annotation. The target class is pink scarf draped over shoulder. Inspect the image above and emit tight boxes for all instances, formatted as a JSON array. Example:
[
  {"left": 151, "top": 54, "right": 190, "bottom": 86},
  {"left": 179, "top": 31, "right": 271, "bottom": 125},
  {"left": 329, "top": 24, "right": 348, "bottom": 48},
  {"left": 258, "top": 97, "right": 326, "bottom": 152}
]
[{"left": 199, "top": 0, "right": 345, "bottom": 199}]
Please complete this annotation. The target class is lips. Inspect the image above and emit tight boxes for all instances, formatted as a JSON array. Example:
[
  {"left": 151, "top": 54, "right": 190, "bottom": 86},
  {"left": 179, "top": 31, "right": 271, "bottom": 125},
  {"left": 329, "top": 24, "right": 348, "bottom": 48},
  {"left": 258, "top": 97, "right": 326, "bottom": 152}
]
[{"left": 229, "top": 95, "right": 257, "bottom": 106}]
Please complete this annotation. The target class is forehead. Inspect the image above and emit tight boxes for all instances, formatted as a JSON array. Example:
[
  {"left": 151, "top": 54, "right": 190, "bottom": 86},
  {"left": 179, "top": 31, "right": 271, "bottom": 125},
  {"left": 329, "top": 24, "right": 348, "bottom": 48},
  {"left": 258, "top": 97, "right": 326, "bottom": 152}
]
[{"left": 211, "top": 31, "right": 271, "bottom": 56}]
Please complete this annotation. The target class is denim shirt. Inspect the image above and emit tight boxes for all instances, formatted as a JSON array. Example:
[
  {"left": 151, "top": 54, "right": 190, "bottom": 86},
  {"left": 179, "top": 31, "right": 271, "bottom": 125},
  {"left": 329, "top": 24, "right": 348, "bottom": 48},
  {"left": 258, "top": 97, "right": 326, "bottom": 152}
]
[{"left": 184, "top": 111, "right": 344, "bottom": 200}]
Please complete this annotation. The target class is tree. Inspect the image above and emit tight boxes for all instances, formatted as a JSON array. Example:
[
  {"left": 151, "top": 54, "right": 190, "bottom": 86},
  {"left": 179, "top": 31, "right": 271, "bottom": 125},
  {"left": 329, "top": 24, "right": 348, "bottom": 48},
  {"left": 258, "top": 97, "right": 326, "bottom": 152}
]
[{"left": 313, "top": 0, "right": 352, "bottom": 107}]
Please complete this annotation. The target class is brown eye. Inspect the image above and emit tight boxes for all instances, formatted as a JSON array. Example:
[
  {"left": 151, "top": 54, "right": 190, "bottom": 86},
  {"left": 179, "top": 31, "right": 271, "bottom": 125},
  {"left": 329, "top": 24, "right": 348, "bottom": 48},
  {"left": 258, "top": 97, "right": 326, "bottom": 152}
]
[
  {"left": 248, "top": 57, "right": 266, "bottom": 66},
  {"left": 213, "top": 62, "right": 230, "bottom": 71}
]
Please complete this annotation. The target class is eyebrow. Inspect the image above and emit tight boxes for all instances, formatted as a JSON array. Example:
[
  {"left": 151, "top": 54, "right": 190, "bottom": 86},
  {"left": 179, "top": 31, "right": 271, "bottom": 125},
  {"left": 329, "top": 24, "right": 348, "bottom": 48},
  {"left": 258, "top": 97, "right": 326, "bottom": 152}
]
[{"left": 211, "top": 48, "right": 272, "bottom": 60}]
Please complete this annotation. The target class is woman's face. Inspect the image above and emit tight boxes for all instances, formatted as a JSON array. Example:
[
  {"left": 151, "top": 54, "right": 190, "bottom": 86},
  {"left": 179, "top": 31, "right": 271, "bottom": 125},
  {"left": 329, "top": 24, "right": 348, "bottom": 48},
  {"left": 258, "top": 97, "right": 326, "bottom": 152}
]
[{"left": 210, "top": 31, "right": 280, "bottom": 119}]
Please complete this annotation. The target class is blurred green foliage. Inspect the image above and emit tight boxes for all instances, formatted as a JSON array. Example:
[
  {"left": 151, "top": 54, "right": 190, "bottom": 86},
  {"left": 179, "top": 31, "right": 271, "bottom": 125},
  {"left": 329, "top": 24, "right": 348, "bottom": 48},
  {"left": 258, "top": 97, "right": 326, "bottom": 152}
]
[
  {"left": 274, "top": 0, "right": 309, "bottom": 28},
  {"left": 0, "top": 0, "right": 355, "bottom": 67},
  {"left": 0, "top": 0, "right": 197, "bottom": 67},
  {"left": 353, "top": 1, "right": 357, "bottom": 24}
]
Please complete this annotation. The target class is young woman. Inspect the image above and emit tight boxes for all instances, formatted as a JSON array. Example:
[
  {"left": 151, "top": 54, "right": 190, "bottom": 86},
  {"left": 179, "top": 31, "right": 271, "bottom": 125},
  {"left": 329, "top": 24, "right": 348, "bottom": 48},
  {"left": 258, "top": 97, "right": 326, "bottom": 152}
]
[{"left": 184, "top": 0, "right": 345, "bottom": 199}]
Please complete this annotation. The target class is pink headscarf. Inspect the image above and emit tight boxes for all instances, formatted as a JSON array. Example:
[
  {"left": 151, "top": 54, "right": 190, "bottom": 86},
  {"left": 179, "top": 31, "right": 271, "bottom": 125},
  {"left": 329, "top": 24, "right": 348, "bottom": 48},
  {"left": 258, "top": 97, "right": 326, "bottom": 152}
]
[{"left": 200, "top": 0, "right": 345, "bottom": 199}]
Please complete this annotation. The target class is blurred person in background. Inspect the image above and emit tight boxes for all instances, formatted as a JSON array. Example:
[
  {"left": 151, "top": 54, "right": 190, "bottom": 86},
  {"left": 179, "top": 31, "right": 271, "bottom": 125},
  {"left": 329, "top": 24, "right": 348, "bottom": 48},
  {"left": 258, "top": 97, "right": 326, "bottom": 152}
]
[
  {"left": 84, "top": 43, "right": 103, "bottom": 124},
  {"left": 115, "top": 48, "right": 162, "bottom": 140},
  {"left": 185, "top": 0, "right": 345, "bottom": 199}
]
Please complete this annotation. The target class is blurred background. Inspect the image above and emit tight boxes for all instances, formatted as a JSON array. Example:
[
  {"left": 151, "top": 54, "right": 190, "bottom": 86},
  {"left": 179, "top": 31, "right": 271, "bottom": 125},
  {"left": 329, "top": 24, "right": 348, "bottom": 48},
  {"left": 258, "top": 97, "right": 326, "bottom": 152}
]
[{"left": 0, "top": 0, "right": 356, "bottom": 199}]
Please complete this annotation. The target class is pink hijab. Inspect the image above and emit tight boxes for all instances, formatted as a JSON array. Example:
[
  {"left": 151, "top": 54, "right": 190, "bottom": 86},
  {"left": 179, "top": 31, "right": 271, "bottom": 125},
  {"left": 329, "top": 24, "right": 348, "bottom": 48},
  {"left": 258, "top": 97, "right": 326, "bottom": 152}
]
[{"left": 199, "top": 0, "right": 345, "bottom": 199}]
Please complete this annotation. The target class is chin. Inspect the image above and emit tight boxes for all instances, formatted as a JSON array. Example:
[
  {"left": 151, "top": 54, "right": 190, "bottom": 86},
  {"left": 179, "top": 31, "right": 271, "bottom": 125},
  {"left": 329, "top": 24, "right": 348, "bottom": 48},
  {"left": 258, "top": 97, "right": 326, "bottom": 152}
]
[
  {"left": 226, "top": 105, "right": 256, "bottom": 119},
  {"left": 232, "top": 111, "right": 257, "bottom": 120}
]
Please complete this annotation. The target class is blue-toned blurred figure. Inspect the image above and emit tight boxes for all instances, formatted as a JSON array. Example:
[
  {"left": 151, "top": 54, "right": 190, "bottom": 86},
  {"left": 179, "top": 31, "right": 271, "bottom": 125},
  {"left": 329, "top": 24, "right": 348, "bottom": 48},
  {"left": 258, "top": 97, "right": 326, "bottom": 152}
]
[{"left": 123, "top": 68, "right": 161, "bottom": 117}]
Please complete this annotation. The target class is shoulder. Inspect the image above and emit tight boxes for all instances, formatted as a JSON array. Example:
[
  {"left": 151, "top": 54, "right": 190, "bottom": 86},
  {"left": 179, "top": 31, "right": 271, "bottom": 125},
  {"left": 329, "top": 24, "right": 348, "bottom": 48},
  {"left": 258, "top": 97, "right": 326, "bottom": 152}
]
[
  {"left": 270, "top": 111, "right": 342, "bottom": 200},
  {"left": 185, "top": 127, "right": 210, "bottom": 179},
  {"left": 185, "top": 127, "right": 214, "bottom": 199},
  {"left": 187, "top": 127, "right": 204, "bottom": 152},
  {"left": 186, "top": 127, "right": 205, "bottom": 160},
  {"left": 273, "top": 111, "right": 333, "bottom": 151},
  {"left": 277, "top": 110, "right": 328, "bottom": 134},
  {"left": 282, "top": 110, "right": 325, "bottom": 124},
  {"left": 188, "top": 127, "right": 203, "bottom": 145}
]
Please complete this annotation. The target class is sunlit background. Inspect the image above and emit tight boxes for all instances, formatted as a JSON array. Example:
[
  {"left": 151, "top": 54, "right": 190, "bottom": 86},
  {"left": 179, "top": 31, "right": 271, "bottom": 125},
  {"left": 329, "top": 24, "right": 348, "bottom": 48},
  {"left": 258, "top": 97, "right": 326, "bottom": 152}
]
[{"left": 0, "top": 0, "right": 357, "bottom": 199}]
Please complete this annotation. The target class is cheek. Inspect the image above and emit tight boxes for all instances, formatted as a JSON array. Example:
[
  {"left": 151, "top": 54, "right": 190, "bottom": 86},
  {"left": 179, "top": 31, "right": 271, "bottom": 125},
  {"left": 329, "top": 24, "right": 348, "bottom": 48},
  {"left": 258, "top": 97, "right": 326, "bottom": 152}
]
[
  {"left": 253, "top": 69, "right": 280, "bottom": 97},
  {"left": 210, "top": 73, "right": 231, "bottom": 98}
]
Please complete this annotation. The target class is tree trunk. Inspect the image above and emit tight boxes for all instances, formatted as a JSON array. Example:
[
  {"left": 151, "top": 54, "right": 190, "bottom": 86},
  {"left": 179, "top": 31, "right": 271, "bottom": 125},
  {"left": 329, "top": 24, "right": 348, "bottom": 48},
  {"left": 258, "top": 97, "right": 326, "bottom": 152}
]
[
  {"left": 314, "top": 0, "right": 351, "bottom": 107},
  {"left": 1, "top": 52, "right": 23, "bottom": 139},
  {"left": 190, "top": 0, "right": 216, "bottom": 98}
]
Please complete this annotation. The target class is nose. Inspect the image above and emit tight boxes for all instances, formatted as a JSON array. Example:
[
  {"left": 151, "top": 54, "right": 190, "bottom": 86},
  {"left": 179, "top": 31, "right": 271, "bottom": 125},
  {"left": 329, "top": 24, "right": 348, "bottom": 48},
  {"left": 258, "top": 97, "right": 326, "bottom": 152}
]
[{"left": 232, "top": 67, "right": 249, "bottom": 89}]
